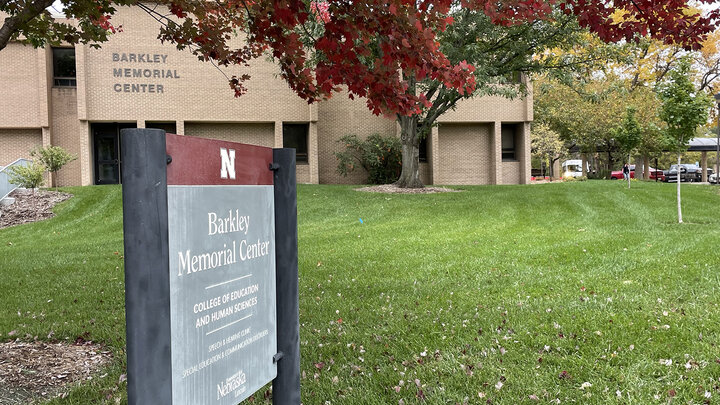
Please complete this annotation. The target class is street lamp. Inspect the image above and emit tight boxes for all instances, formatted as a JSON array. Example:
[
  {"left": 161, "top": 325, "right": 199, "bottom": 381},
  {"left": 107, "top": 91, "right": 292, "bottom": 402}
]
[{"left": 716, "top": 93, "right": 720, "bottom": 185}]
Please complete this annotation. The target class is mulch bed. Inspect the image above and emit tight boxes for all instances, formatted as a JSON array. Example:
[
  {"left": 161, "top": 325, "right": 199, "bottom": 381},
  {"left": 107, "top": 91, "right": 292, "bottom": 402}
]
[
  {"left": 0, "top": 340, "right": 113, "bottom": 404},
  {"left": 0, "top": 190, "right": 72, "bottom": 230},
  {"left": 355, "top": 184, "right": 461, "bottom": 194}
]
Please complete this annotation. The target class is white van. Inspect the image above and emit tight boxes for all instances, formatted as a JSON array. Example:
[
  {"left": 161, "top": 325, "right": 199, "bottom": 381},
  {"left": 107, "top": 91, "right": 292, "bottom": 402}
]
[{"left": 562, "top": 160, "right": 587, "bottom": 178}]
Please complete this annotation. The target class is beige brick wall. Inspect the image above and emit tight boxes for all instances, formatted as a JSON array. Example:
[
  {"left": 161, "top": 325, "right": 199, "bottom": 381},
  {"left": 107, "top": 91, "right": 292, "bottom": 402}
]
[
  {"left": 79, "top": 6, "right": 311, "bottom": 124},
  {"left": 0, "top": 129, "right": 42, "bottom": 166},
  {"left": 51, "top": 88, "right": 83, "bottom": 186},
  {"left": 419, "top": 162, "right": 432, "bottom": 185},
  {"left": 0, "top": 43, "right": 46, "bottom": 128},
  {"left": 1, "top": 6, "right": 533, "bottom": 187},
  {"left": 296, "top": 165, "right": 310, "bottom": 184},
  {"left": 435, "top": 124, "right": 492, "bottom": 185},
  {"left": 316, "top": 93, "right": 396, "bottom": 184},
  {"left": 184, "top": 123, "right": 274, "bottom": 147},
  {"left": 502, "top": 161, "right": 520, "bottom": 184},
  {"left": 440, "top": 79, "right": 533, "bottom": 123}
]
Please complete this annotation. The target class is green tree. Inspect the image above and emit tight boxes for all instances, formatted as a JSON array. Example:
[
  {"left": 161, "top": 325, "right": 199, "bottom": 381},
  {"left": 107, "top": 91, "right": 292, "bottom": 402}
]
[
  {"left": 534, "top": 75, "right": 628, "bottom": 174},
  {"left": 531, "top": 123, "right": 565, "bottom": 178},
  {"left": 658, "top": 57, "right": 713, "bottom": 223},
  {"left": 0, "top": 0, "right": 132, "bottom": 51},
  {"left": 7, "top": 161, "right": 46, "bottom": 218},
  {"left": 30, "top": 146, "right": 76, "bottom": 190},
  {"left": 614, "top": 107, "right": 642, "bottom": 188},
  {"left": 393, "top": 8, "right": 590, "bottom": 187},
  {"left": 7, "top": 161, "right": 45, "bottom": 190}
]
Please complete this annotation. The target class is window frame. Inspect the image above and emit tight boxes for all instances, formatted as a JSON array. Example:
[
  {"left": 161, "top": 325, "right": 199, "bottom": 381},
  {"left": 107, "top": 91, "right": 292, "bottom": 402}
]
[
  {"left": 501, "top": 124, "right": 519, "bottom": 162},
  {"left": 282, "top": 123, "right": 309, "bottom": 164},
  {"left": 52, "top": 47, "right": 77, "bottom": 87}
]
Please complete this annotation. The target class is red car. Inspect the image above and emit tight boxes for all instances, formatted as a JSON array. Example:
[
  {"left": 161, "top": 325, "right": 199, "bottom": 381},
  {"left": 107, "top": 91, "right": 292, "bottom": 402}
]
[{"left": 610, "top": 165, "right": 665, "bottom": 181}]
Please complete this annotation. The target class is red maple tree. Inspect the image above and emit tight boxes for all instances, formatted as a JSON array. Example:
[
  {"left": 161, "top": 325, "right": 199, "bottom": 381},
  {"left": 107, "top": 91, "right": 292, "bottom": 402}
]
[{"left": 152, "top": 0, "right": 718, "bottom": 117}]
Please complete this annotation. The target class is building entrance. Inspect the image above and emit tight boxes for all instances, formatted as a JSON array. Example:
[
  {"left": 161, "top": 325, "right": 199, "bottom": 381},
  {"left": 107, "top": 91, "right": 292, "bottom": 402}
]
[{"left": 92, "top": 123, "right": 136, "bottom": 184}]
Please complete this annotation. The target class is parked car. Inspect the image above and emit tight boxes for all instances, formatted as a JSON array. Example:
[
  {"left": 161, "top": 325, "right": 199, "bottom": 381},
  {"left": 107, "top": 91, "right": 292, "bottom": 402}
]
[
  {"left": 710, "top": 172, "right": 718, "bottom": 184},
  {"left": 610, "top": 165, "right": 665, "bottom": 181},
  {"left": 663, "top": 164, "right": 712, "bottom": 182}
]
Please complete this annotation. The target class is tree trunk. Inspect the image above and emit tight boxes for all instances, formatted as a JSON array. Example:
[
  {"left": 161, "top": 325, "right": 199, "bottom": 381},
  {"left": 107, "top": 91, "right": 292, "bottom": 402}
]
[
  {"left": 581, "top": 153, "right": 588, "bottom": 179},
  {"left": 643, "top": 156, "right": 650, "bottom": 181},
  {"left": 592, "top": 155, "right": 599, "bottom": 177},
  {"left": 677, "top": 153, "right": 683, "bottom": 224},
  {"left": 395, "top": 115, "right": 424, "bottom": 188}
]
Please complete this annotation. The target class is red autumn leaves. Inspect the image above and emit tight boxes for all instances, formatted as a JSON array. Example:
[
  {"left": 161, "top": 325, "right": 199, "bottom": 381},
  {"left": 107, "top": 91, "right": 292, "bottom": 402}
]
[{"left": 159, "top": 0, "right": 718, "bottom": 116}]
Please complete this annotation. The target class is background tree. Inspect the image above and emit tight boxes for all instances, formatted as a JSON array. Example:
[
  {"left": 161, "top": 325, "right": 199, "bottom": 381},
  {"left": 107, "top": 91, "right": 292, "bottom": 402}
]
[
  {"left": 534, "top": 75, "right": 628, "bottom": 176},
  {"left": 613, "top": 107, "right": 642, "bottom": 188},
  {"left": 391, "top": 8, "right": 589, "bottom": 187},
  {"left": 658, "top": 57, "right": 713, "bottom": 224},
  {"left": 531, "top": 122, "right": 565, "bottom": 178}
]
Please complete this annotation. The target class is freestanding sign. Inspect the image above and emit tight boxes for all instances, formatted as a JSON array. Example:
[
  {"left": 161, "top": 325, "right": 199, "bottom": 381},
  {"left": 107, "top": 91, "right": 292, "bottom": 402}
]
[{"left": 121, "top": 129, "right": 300, "bottom": 405}]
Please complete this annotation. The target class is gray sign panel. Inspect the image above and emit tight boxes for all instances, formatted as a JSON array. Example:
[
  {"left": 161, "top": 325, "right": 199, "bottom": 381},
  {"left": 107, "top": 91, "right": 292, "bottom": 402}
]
[{"left": 168, "top": 185, "right": 277, "bottom": 404}]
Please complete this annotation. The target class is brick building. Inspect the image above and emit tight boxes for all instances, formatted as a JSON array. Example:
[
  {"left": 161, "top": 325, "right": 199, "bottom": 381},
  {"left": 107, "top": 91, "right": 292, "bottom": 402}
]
[{"left": 0, "top": 6, "right": 532, "bottom": 186}]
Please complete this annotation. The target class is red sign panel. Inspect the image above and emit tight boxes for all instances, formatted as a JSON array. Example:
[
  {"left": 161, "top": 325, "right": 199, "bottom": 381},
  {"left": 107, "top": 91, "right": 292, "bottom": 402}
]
[{"left": 165, "top": 133, "right": 273, "bottom": 186}]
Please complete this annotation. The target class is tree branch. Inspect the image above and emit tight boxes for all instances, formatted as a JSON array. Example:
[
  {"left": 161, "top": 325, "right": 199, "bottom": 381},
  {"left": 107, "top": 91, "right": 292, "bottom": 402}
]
[{"left": 0, "top": 0, "right": 55, "bottom": 51}]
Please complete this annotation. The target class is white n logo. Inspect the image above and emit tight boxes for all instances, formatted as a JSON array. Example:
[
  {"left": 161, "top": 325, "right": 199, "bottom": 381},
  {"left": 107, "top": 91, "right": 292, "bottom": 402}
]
[{"left": 220, "top": 148, "right": 236, "bottom": 179}]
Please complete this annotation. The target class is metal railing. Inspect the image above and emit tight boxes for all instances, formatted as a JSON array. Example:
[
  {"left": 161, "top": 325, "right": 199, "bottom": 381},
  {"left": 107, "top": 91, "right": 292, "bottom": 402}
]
[{"left": 0, "top": 158, "right": 31, "bottom": 201}]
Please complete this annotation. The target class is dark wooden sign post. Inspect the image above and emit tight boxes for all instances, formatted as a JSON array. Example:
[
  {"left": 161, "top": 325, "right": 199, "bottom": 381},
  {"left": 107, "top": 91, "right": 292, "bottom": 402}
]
[{"left": 121, "top": 128, "right": 299, "bottom": 404}]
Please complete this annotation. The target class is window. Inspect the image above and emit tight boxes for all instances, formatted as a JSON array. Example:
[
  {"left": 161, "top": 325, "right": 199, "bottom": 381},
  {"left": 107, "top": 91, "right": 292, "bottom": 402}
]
[
  {"left": 419, "top": 135, "right": 428, "bottom": 163},
  {"left": 52, "top": 48, "right": 76, "bottom": 87},
  {"left": 501, "top": 124, "right": 518, "bottom": 161},
  {"left": 283, "top": 123, "right": 308, "bottom": 163},
  {"left": 146, "top": 122, "right": 177, "bottom": 134},
  {"left": 417, "top": 123, "right": 429, "bottom": 163}
]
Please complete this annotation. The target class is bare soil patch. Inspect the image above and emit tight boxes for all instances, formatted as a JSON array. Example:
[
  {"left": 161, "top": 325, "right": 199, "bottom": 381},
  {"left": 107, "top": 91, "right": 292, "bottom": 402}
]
[
  {"left": 0, "top": 190, "right": 72, "bottom": 230},
  {"left": 355, "top": 184, "right": 461, "bottom": 194},
  {"left": 0, "top": 340, "right": 112, "bottom": 404}
]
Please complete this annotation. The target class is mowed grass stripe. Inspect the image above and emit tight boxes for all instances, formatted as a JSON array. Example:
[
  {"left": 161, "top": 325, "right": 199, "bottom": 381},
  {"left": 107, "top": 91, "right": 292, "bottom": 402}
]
[{"left": 1, "top": 181, "right": 719, "bottom": 403}]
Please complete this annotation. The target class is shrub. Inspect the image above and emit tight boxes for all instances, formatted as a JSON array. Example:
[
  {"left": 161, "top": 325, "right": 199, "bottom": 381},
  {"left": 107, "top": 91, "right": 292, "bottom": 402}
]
[
  {"left": 335, "top": 133, "right": 402, "bottom": 184},
  {"left": 31, "top": 146, "right": 76, "bottom": 189},
  {"left": 588, "top": 169, "right": 611, "bottom": 180},
  {"left": 563, "top": 175, "right": 587, "bottom": 182},
  {"left": 8, "top": 161, "right": 46, "bottom": 191}
]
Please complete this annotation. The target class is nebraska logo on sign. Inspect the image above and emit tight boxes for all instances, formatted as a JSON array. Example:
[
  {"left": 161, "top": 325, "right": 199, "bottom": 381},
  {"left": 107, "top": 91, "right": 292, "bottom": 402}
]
[
  {"left": 164, "top": 134, "right": 272, "bottom": 186},
  {"left": 220, "top": 148, "right": 236, "bottom": 180}
]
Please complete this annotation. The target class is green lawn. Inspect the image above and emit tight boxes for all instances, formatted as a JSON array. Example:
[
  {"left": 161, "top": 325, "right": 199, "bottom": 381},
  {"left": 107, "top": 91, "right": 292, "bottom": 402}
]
[{"left": 1, "top": 181, "right": 719, "bottom": 404}]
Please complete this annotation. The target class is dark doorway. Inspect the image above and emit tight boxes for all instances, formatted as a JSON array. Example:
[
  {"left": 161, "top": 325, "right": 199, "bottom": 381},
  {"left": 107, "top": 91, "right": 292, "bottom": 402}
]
[{"left": 92, "top": 123, "right": 136, "bottom": 184}]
